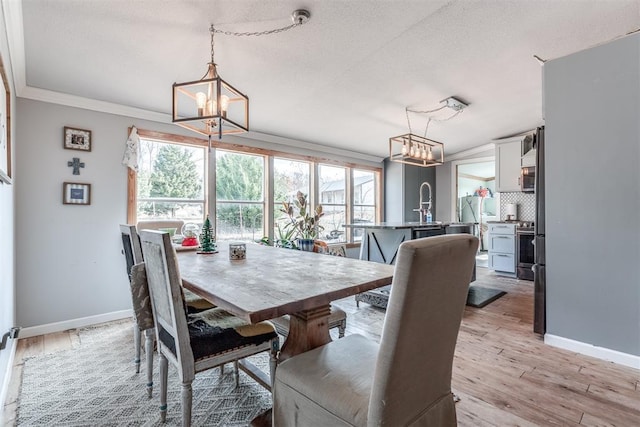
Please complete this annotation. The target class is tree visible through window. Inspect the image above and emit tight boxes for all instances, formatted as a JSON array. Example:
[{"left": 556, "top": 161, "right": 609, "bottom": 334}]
[
  {"left": 216, "top": 150, "right": 264, "bottom": 241},
  {"left": 137, "top": 139, "right": 205, "bottom": 221}
]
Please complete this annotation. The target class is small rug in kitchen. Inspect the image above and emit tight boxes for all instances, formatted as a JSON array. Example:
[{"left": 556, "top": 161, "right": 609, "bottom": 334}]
[
  {"left": 16, "top": 320, "right": 272, "bottom": 426},
  {"left": 466, "top": 286, "right": 507, "bottom": 308}
]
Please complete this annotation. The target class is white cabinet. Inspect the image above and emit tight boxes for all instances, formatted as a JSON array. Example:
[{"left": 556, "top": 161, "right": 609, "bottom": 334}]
[
  {"left": 495, "top": 140, "right": 521, "bottom": 192},
  {"left": 488, "top": 223, "right": 516, "bottom": 274}
]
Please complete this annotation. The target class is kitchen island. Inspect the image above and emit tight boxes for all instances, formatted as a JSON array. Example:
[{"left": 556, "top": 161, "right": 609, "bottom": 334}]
[
  {"left": 343, "top": 221, "right": 478, "bottom": 309},
  {"left": 344, "top": 222, "right": 474, "bottom": 264}
]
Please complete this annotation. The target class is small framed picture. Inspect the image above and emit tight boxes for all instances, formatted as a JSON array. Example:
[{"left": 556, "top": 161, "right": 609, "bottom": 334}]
[
  {"left": 63, "top": 182, "right": 91, "bottom": 205},
  {"left": 64, "top": 126, "right": 91, "bottom": 151}
]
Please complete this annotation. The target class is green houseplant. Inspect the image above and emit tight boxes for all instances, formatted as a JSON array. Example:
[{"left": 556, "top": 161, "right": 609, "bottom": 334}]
[{"left": 281, "top": 191, "right": 324, "bottom": 251}]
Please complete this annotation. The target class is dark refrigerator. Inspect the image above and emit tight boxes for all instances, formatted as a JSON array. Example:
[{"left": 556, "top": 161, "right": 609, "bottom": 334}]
[{"left": 533, "top": 126, "right": 546, "bottom": 334}]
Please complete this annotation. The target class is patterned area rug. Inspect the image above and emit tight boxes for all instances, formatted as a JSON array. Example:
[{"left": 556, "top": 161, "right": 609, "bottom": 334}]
[{"left": 17, "top": 320, "right": 272, "bottom": 426}]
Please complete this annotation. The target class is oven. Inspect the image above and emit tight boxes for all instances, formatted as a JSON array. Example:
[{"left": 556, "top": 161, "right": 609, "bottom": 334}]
[{"left": 516, "top": 227, "right": 534, "bottom": 280}]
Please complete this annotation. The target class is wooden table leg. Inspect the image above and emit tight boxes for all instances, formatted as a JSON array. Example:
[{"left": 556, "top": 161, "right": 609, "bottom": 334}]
[
  {"left": 279, "top": 304, "right": 332, "bottom": 361},
  {"left": 251, "top": 305, "right": 332, "bottom": 427}
]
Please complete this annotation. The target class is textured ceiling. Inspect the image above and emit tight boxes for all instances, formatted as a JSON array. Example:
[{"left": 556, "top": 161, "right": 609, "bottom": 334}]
[{"left": 11, "top": 0, "right": 640, "bottom": 159}]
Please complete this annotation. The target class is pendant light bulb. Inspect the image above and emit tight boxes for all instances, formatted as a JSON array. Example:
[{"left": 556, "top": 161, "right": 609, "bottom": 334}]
[{"left": 196, "top": 92, "right": 207, "bottom": 116}]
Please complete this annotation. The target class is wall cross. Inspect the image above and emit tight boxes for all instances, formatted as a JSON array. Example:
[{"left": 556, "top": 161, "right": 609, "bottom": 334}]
[{"left": 67, "top": 157, "right": 85, "bottom": 175}]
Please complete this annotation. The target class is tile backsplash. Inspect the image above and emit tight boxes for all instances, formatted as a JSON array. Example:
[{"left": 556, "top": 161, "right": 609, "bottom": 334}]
[{"left": 499, "top": 192, "right": 536, "bottom": 221}]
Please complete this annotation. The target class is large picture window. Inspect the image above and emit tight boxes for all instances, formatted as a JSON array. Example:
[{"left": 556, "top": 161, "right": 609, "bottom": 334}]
[
  {"left": 216, "top": 150, "right": 265, "bottom": 241},
  {"left": 136, "top": 139, "right": 206, "bottom": 222},
  {"left": 130, "top": 129, "right": 381, "bottom": 244}
]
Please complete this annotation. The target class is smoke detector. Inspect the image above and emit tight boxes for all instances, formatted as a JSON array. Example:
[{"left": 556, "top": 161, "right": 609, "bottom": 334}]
[{"left": 442, "top": 97, "right": 468, "bottom": 111}]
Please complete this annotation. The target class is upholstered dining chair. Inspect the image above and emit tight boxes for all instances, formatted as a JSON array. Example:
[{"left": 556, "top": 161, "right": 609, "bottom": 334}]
[
  {"left": 273, "top": 234, "right": 479, "bottom": 426},
  {"left": 120, "top": 224, "right": 155, "bottom": 398},
  {"left": 139, "top": 230, "right": 280, "bottom": 427},
  {"left": 120, "top": 224, "right": 217, "bottom": 399}
]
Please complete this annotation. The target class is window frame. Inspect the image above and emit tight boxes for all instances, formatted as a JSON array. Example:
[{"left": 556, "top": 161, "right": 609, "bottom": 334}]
[{"left": 127, "top": 128, "right": 382, "bottom": 244}]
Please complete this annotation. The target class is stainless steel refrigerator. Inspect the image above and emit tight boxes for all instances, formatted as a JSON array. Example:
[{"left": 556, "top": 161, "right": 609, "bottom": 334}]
[{"left": 533, "top": 126, "right": 545, "bottom": 334}]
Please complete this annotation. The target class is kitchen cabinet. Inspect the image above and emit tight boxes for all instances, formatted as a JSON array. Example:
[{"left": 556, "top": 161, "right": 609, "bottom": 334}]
[
  {"left": 488, "top": 223, "right": 516, "bottom": 274},
  {"left": 495, "top": 139, "right": 521, "bottom": 192}
]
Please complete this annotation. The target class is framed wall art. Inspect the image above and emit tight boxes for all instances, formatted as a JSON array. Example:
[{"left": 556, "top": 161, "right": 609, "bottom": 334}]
[
  {"left": 0, "top": 55, "right": 11, "bottom": 184},
  {"left": 63, "top": 182, "right": 91, "bottom": 205},
  {"left": 64, "top": 126, "right": 92, "bottom": 151}
]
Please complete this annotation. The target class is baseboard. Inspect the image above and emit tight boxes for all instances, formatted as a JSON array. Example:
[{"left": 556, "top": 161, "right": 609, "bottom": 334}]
[
  {"left": 18, "top": 310, "right": 133, "bottom": 339},
  {"left": 0, "top": 337, "right": 19, "bottom": 421},
  {"left": 545, "top": 334, "right": 640, "bottom": 370}
]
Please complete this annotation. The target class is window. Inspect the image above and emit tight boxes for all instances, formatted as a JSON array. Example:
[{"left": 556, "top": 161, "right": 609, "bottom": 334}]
[
  {"left": 216, "top": 150, "right": 265, "bottom": 242},
  {"left": 273, "top": 158, "right": 310, "bottom": 242},
  {"left": 352, "top": 169, "right": 377, "bottom": 241},
  {"left": 319, "top": 165, "right": 347, "bottom": 243},
  {"left": 129, "top": 129, "right": 381, "bottom": 245},
  {"left": 136, "top": 139, "right": 206, "bottom": 222}
]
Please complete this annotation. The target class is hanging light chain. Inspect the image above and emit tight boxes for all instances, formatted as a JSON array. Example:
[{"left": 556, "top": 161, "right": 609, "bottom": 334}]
[
  {"left": 209, "top": 25, "right": 216, "bottom": 63},
  {"left": 405, "top": 103, "right": 464, "bottom": 138},
  {"left": 210, "top": 11, "right": 309, "bottom": 38}
]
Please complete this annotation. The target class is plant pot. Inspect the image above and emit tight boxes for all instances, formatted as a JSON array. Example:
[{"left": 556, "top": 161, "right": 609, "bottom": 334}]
[{"left": 297, "top": 238, "right": 315, "bottom": 252}]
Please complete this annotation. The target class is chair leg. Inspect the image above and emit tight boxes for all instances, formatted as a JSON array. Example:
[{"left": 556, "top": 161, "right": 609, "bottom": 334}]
[
  {"left": 234, "top": 360, "right": 240, "bottom": 387},
  {"left": 133, "top": 325, "right": 141, "bottom": 374},
  {"left": 144, "top": 329, "right": 154, "bottom": 398},
  {"left": 181, "top": 381, "right": 193, "bottom": 427},
  {"left": 338, "top": 319, "right": 347, "bottom": 338},
  {"left": 269, "top": 337, "right": 279, "bottom": 387},
  {"left": 159, "top": 354, "right": 168, "bottom": 423}
]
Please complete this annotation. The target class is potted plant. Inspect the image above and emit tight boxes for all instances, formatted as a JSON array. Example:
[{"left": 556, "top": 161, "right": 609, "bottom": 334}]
[{"left": 281, "top": 191, "right": 324, "bottom": 251}]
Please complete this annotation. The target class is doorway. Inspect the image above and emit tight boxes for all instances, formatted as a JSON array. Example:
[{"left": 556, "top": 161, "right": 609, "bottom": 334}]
[{"left": 455, "top": 160, "right": 496, "bottom": 267}]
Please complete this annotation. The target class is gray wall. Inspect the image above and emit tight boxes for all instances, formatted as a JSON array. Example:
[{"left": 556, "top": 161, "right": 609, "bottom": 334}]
[
  {"left": 544, "top": 34, "right": 640, "bottom": 356},
  {"left": 384, "top": 158, "right": 435, "bottom": 223},
  {"left": 0, "top": 3, "right": 16, "bottom": 406},
  {"left": 15, "top": 98, "right": 382, "bottom": 328}
]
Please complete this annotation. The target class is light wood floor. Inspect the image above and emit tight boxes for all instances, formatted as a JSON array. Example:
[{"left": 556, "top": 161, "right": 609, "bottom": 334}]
[{"left": 3, "top": 268, "right": 640, "bottom": 426}]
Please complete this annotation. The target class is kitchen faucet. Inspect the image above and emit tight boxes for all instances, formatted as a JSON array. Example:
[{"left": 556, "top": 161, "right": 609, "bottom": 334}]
[{"left": 414, "top": 181, "right": 432, "bottom": 224}]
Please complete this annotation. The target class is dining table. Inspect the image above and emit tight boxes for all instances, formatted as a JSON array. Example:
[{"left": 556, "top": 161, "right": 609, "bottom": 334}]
[
  {"left": 177, "top": 242, "right": 394, "bottom": 361},
  {"left": 176, "top": 242, "right": 394, "bottom": 426}
]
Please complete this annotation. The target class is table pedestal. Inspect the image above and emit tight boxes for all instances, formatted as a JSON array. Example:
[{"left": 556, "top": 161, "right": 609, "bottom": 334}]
[{"left": 279, "top": 305, "right": 332, "bottom": 361}]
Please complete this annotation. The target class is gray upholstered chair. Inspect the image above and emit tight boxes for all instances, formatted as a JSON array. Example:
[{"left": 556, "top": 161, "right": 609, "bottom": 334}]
[
  {"left": 273, "top": 234, "right": 479, "bottom": 426},
  {"left": 139, "top": 230, "right": 280, "bottom": 426},
  {"left": 120, "top": 224, "right": 155, "bottom": 397}
]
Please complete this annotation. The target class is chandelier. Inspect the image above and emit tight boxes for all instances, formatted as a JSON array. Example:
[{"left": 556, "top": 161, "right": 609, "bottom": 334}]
[
  {"left": 172, "top": 10, "right": 311, "bottom": 140},
  {"left": 389, "top": 97, "right": 468, "bottom": 167}
]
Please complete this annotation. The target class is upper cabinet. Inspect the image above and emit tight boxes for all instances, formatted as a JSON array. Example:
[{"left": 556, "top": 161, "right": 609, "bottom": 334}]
[{"left": 495, "top": 140, "right": 521, "bottom": 192}]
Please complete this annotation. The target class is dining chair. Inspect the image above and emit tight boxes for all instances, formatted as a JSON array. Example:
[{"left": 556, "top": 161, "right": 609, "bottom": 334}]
[
  {"left": 272, "top": 234, "right": 479, "bottom": 426},
  {"left": 271, "top": 242, "right": 348, "bottom": 339},
  {"left": 120, "top": 224, "right": 155, "bottom": 398},
  {"left": 120, "top": 224, "right": 218, "bottom": 399},
  {"left": 139, "top": 230, "right": 280, "bottom": 426}
]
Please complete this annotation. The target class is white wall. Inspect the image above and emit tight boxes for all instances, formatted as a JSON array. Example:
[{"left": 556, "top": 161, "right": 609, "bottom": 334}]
[{"left": 0, "top": 2, "right": 16, "bottom": 411}]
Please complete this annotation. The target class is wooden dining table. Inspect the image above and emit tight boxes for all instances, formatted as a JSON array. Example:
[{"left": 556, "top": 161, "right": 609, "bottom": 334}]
[{"left": 177, "top": 242, "right": 394, "bottom": 361}]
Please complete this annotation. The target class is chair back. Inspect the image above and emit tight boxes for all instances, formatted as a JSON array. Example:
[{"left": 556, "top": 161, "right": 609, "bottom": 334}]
[
  {"left": 137, "top": 220, "right": 185, "bottom": 233},
  {"left": 368, "top": 234, "right": 478, "bottom": 425},
  {"left": 120, "top": 224, "right": 143, "bottom": 279},
  {"left": 139, "top": 230, "right": 194, "bottom": 377}
]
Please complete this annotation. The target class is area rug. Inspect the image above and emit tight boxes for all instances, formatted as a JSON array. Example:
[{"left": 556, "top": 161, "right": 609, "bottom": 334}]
[
  {"left": 17, "top": 320, "right": 272, "bottom": 426},
  {"left": 466, "top": 286, "right": 507, "bottom": 308}
]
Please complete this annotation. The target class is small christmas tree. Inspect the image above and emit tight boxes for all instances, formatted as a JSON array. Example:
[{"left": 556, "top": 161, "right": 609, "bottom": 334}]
[{"left": 198, "top": 215, "right": 217, "bottom": 254}]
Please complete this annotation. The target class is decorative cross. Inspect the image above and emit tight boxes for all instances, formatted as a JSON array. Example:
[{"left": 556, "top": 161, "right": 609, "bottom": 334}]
[{"left": 67, "top": 157, "right": 85, "bottom": 175}]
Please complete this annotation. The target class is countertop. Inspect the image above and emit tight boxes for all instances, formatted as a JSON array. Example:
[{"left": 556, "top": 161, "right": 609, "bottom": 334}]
[{"left": 343, "top": 222, "right": 473, "bottom": 230}]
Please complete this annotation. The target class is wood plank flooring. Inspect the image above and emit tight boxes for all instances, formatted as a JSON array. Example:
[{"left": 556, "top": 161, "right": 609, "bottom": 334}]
[{"left": 3, "top": 268, "right": 640, "bottom": 426}]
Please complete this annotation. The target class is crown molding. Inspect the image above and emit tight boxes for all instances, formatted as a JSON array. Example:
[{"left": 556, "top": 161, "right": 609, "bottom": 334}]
[
  {"left": 2, "top": 0, "right": 26, "bottom": 93},
  {"left": 20, "top": 85, "right": 172, "bottom": 123}
]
